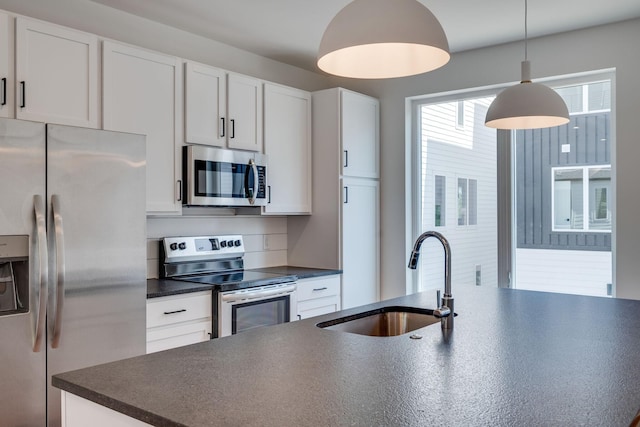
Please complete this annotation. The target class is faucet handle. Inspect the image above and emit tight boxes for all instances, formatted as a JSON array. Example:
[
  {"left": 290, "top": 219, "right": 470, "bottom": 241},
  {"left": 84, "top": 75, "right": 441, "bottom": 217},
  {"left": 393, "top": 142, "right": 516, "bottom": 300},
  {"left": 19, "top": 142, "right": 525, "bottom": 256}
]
[{"left": 433, "top": 289, "right": 450, "bottom": 318}]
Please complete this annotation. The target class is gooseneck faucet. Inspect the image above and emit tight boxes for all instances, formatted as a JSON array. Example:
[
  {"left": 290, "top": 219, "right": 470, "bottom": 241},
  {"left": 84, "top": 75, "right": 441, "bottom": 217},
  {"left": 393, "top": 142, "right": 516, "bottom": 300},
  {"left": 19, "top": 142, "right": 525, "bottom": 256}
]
[{"left": 408, "top": 231, "right": 454, "bottom": 330}]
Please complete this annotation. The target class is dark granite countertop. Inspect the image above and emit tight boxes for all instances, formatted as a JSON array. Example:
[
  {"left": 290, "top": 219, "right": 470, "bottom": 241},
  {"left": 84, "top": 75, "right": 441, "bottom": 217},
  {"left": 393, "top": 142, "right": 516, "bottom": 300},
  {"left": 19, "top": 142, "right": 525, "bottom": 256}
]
[
  {"left": 249, "top": 265, "right": 342, "bottom": 280},
  {"left": 54, "top": 286, "right": 640, "bottom": 426},
  {"left": 147, "top": 266, "right": 341, "bottom": 298},
  {"left": 146, "top": 278, "right": 214, "bottom": 298}
]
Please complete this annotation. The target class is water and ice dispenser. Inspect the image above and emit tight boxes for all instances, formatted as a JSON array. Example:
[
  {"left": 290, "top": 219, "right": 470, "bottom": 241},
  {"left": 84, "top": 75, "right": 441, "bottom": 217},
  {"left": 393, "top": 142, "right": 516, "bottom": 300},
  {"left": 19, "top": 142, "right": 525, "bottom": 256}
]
[{"left": 0, "top": 235, "right": 28, "bottom": 315}]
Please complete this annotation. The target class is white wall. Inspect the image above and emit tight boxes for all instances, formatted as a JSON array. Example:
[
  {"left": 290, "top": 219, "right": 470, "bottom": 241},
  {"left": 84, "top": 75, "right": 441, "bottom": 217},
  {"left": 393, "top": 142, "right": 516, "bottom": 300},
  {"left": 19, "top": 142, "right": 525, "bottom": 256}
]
[{"left": 335, "top": 18, "right": 640, "bottom": 300}]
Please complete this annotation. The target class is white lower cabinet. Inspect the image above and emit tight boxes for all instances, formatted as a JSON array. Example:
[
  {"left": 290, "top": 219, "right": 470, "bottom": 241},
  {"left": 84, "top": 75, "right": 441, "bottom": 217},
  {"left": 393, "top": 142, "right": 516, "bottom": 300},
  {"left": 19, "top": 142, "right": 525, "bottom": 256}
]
[
  {"left": 62, "top": 392, "right": 151, "bottom": 427},
  {"left": 146, "top": 291, "right": 212, "bottom": 354},
  {"left": 296, "top": 275, "right": 341, "bottom": 320},
  {"left": 341, "top": 178, "right": 380, "bottom": 309}
]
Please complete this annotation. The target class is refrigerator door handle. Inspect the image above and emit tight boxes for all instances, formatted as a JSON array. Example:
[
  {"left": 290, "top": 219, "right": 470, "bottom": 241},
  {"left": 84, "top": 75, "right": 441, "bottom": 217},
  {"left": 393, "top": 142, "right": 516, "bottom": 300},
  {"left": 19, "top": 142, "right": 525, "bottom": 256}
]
[
  {"left": 51, "top": 195, "right": 66, "bottom": 349},
  {"left": 32, "top": 195, "right": 48, "bottom": 353}
]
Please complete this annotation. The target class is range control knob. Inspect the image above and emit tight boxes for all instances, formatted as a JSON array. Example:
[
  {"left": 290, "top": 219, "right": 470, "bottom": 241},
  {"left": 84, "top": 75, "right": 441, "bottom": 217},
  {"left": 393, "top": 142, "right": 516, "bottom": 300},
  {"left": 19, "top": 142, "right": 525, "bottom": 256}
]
[
  {"left": 227, "top": 240, "right": 234, "bottom": 247},
  {"left": 169, "top": 243, "right": 178, "bottom": 251},
  {"left": 209, "top": 238, "right": 220, "bottom": 250},
  {"left": 220, "top": 240, "right": 227, "bottom": 248},
  {"left": 178, "top": 242, "right": 187, "bottom": 250},
  {"left": 234, "top": 240, "right": 242, "bottom": 247}
]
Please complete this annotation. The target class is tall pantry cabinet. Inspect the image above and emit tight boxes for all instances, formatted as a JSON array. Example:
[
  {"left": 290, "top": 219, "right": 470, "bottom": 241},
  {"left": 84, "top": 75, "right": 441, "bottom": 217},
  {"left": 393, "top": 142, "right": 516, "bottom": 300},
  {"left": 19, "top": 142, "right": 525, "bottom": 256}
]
[{"left": 288, "top": 88, "right": 380, "bottom": 310}]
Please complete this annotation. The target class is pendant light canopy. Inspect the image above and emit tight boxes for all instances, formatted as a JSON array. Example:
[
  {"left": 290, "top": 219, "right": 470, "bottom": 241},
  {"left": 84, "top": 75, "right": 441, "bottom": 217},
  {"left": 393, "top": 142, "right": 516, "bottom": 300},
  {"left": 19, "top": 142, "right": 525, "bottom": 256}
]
[
  {"left": 485, "top": 0, "right": 569, "bottom": 129},
  {"left": 317, "top": 0, "right": 450, "bottom": 79}
]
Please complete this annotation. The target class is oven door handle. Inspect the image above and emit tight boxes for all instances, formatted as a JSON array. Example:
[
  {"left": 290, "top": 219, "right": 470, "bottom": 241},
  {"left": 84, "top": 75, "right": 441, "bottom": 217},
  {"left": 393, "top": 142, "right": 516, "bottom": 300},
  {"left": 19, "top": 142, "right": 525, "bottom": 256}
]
[{"left": 221, "top": 284, "right": 296, "bottom": 302}]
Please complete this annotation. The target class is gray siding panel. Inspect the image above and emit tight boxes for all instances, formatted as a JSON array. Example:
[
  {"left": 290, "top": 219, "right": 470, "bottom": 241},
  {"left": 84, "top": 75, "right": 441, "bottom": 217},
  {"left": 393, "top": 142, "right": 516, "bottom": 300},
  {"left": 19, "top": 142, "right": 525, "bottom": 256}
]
[{"left": 516, "top": 112, "right": 611, "bottom": 251}]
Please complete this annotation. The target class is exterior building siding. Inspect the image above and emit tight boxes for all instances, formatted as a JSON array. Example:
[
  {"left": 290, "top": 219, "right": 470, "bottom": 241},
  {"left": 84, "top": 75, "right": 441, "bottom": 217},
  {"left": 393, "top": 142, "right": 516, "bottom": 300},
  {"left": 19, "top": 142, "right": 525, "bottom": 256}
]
[
  {"left": 515, "top": 111, "right": 611, "bottom": 251},
  {"left": 420, "top": 98, "right": 497, "bottom": 290}
]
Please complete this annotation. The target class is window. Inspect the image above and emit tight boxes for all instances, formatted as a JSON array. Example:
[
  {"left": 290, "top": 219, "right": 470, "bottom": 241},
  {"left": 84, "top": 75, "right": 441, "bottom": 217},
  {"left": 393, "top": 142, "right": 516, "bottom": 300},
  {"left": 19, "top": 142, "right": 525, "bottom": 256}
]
[
  {"left": 457, "top": 178, "right": 477, "bottom": 226},
  {"left": 413, "top": 73, "right": 613, "bottom": 298},
  {"left": 435, "top": 175, "right": 446, "bottom": 226},
  {"left": 552, "top": 166, "right": 611, "bottom": 232},
  {"left": 556, "top": 80, "right": 611, "bottom": 114},
  {"left": 468, "top": 179, "right": 477, "bottom": 226},
  {"left": 455, "top": 101, "right": 465, "bottom": 129},
  {"left": 457, "top": 178, "right": 467, "bottom": 225}
]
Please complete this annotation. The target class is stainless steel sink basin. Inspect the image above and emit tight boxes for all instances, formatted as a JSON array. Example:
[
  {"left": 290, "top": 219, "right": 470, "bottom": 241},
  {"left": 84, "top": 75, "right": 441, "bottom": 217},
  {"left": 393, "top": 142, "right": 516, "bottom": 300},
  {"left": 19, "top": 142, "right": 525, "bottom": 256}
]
[{"left": 316, "top": 306, "right": 441, "bottom": 337}]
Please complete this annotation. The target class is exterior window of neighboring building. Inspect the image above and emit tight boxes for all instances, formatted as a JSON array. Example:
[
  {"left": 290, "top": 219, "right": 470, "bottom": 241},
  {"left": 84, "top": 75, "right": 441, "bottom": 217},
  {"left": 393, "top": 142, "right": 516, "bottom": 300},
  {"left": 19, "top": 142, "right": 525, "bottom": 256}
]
[
  {"left": 456, "top": 101, "right": 465, "bottom": 129},
  {"left": 552, "top": 166, "right": 611, "bottom": 232},
  {"left": 457, "top": 178, "right": 477, "bottom": 226},
  {"left": 435, "top": 175, "right": 446, "bottom": 226},
  {"left": 468, "top": 179, "right": 477, "bottom": 225}
]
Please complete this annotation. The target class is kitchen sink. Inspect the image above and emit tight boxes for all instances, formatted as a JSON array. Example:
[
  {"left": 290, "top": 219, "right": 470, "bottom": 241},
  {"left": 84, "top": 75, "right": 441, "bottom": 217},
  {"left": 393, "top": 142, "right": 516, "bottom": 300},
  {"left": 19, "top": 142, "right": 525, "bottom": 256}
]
[{"left": 316, "top": 306, "right": 442, "bottom": 337}]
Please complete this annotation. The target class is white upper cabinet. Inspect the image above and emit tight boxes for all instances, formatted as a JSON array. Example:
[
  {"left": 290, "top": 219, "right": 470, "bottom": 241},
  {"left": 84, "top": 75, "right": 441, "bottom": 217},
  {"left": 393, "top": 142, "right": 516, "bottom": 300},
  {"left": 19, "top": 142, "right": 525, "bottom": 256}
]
[
  {"left": 0, "top": 12, "right": 13, "bottom": 118},
  {"left": 184, "top": 64, "right": 262, "bottom": 152},
  {"left": 341, "top": 90, "right": 379, "bottom": 179},
  {"left": 184, "top": 61, "right": 226, "bottom": 147},
  {"left": 227, "top": 72, "right": 262, "bottom": 152},
  {"left": 102, "top": 41, "right": 183, "bottom": 215},
  {"left": 263, "top": 83, "right": 312, "bottom": 215},
  {"left": 15, "top": 17, "right": 98, "bottom": 128}
]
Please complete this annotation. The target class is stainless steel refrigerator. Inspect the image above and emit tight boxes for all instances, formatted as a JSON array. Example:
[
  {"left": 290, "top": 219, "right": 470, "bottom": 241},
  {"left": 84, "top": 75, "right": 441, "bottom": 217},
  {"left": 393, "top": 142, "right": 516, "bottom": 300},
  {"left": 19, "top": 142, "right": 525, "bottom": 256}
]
[{"left": 0, "top": 118, "right": 147, "bottom": 426}]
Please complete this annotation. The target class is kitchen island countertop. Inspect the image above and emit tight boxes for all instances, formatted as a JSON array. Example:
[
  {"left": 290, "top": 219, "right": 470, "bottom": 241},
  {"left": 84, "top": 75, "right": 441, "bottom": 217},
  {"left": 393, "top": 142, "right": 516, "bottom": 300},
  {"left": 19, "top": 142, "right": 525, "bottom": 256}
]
[{"left": 54, "top": 286, "right": 640, "bottom": 426}]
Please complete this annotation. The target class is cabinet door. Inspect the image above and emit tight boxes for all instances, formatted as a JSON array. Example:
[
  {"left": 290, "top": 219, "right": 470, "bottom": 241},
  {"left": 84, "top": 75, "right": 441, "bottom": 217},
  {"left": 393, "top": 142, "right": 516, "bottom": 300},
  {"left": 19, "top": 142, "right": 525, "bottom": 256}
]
[
  {"left": 297, "top": 275, "right": 341, "bottom": 320},
  {"left": 0, "top": 12, "right": 13, "bottom": 118},
  {"left": 263, "top": 83, "right": 311, "bottom": 214},
  {"left": 146, "top": 320, "right": 212, "bottom": 354},
  {"left": 341, "top": 178, "right": 380, "bottom": 309},
  {"left": 184, "top": 62, "right": 226, "bottom": 147},
  {"left": 227, "top": 73, "right": 262, "bottom": 152},
  {"left": 103, "top": 41, "right": 183, "bottom": 215},
  {"left": 341, "top": 90, "right": 379, "bottom": 178},
  {"left": 15, "top": 18, "right": 98, "bottom": 127}
]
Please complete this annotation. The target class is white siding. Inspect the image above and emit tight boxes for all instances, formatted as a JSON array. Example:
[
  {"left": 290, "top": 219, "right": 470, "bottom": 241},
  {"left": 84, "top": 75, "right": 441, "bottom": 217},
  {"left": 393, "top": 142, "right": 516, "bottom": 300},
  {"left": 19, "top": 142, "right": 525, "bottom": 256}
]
[
  {"left": 515, "top": 248, "right": 612, "bottom": 297},
  {"left": 418, "top": 98, "right": 498, "bottom": 291}
]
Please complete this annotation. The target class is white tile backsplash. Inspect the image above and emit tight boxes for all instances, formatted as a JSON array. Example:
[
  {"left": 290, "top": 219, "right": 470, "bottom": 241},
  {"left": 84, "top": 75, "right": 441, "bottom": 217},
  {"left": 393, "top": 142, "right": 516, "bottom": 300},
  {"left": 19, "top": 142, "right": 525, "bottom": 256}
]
[{"left": 146, "top": 216, "right": 288, "bottom": 278}]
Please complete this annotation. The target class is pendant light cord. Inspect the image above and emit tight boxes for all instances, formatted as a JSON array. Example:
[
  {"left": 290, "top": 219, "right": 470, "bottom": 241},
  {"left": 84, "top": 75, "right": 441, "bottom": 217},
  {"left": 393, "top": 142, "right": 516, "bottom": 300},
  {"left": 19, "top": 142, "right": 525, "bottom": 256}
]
[{"left": 524, "top": 0, "right": 528, "bottom": 61}]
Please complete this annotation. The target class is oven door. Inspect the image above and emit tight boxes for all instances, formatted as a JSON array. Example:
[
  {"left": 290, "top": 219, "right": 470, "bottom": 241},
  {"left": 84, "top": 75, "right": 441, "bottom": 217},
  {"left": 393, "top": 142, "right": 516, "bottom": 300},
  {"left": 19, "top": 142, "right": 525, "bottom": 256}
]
[
  {"left": 185, "top": 145, "right": 267, "bottom": 207},
  {"left": 218, "top": 283, "right": 297, "bottom": 337}
]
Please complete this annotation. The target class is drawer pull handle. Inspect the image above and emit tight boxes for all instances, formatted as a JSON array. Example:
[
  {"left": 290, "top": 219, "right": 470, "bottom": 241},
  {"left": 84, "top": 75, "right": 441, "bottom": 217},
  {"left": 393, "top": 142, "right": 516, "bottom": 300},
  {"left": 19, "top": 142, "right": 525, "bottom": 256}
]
[
  {"left": 163, "top": 309, "right": 187, "bottom": 315},
  {"left": 312, "top": 287, "right": 328, "bottom": 292}
]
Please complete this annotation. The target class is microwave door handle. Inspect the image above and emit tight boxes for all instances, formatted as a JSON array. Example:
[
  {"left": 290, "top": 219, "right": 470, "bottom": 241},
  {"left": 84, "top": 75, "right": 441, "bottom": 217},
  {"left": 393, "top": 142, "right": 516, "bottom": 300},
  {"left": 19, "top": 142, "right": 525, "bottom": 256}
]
[
  {"left": 244, "top": 159, "right": 257, "bottom": 205},
  {"left": 32, "top": 195, "right": 48, "bottom": 352}
]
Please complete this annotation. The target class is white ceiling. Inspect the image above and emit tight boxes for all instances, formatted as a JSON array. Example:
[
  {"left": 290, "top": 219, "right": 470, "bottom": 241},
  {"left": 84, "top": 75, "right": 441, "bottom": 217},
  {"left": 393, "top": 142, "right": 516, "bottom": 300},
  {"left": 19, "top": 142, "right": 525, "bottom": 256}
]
[{"left": 88, "top": 0, "right": 640, "bottom": 73}]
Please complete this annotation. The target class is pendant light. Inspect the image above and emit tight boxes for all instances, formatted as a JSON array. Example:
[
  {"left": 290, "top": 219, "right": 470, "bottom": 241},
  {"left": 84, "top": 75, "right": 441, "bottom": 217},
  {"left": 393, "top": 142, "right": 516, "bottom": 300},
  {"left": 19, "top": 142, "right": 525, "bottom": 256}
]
[
  {"left": 485, "top": 0, "right": 569, "bottom": 129},
  {"left": 317, "top": 0, "right": 450, "bottom": 79}
]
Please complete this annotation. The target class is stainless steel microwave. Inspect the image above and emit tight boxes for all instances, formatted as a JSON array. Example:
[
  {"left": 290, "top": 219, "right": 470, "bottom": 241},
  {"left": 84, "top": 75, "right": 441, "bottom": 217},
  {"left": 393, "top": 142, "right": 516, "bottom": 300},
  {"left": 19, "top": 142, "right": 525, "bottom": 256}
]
[{"left": 183, "top": 145, "right": 268, "bottom": 207}]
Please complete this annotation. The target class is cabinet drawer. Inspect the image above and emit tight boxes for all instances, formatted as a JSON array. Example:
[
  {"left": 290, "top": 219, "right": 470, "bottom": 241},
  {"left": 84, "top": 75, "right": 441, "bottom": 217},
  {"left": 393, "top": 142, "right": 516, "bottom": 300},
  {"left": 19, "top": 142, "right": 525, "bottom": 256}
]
[
  {"left": 298, "top": 296, "right": 340, "bottom": 320},
  {"left": 146, "top": 319, "right": 212, "bottom": 354},
  {"left": 147, "top": 291, "right": 212, "bottom": 328},
  {"left": 297, "top": 276, "right": 340, "bottom": 302}
]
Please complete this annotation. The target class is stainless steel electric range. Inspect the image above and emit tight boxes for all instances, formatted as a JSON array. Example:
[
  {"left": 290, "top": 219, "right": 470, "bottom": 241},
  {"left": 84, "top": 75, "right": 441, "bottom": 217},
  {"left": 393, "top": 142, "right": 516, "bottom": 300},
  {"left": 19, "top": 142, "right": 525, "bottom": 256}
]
[{"left": 160, "top": 235, "right": 297, "bottom": 338}]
